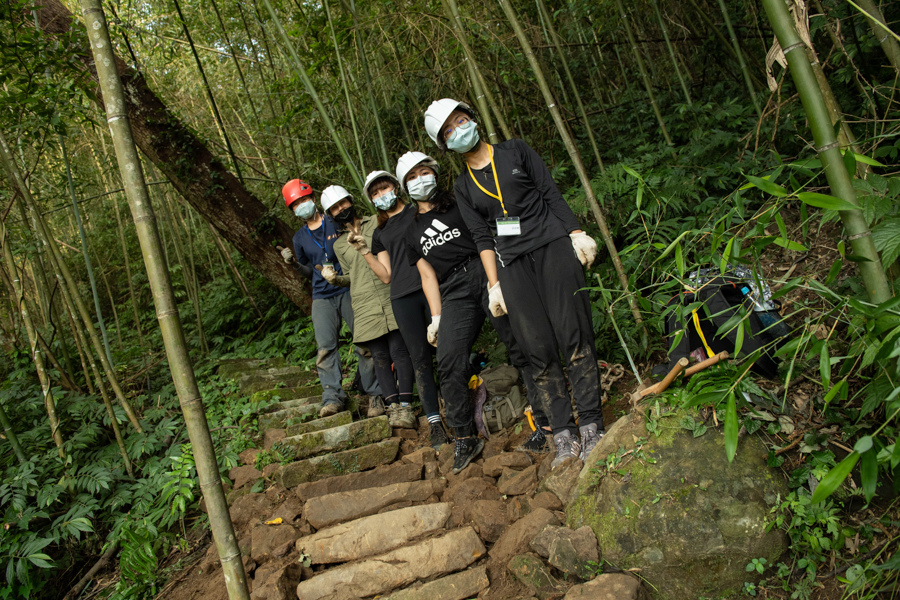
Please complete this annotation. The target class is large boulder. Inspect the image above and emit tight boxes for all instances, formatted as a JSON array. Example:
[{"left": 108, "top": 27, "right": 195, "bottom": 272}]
[{"left": 566, "top": 410, "right": 789, "bottom": 599}]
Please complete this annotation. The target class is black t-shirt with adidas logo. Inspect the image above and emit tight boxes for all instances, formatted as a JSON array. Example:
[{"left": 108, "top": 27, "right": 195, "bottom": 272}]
[
  {"left": 404, "top": 203, "right": 479, "bottom": 283},
  {"left": 371, "top": 202, "right": 423, "bottom": 300}
]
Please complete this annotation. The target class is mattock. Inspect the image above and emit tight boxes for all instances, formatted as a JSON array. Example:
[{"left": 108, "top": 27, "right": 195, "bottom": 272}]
[{"left": 630, "top": 351, "right": 730, "bottom": 403}]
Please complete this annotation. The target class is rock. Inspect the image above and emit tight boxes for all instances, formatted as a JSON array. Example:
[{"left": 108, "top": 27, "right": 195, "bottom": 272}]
[
  {"left": 258, "top": 395, "right": 322, "bottom": 414},
  {"left": 498, "top": 465, "right": 538, "bottom": 496},
  {"left": 531, "top": 525, "right": 599, "bottom": 580},
  {"left": 294, "top": 461, "right": 422, "bottom": 502},
  {"left": 295, "top": 527, "right": 486, "bottom": 600},
  {"left": 280, "top": 417, "right": 391, "bottom": 460},
  {"left": 538, "top": 456, "right": 582, "bottom": 504},
  {"left": 251, "top": 563, "right": 301, "bottom": 600},
  {"left": 275, "top": 439, "right": 400, "bottom": 488},
  {"left": 483, "top": 435, "right": 508, "bottom": 459},
  {"left": 532, "top": 491, "right": 563, "bottom": 511},
  {"left": 393, "top": 427, "right": 419, "bottom": 439},
  {"left": 296, "top": 503, "right": 451, "bottom": 564},
  {"left": 218, "top": 357, "right": 287, "bottom": 380},
  {"left": 483, "top": 452, "right": 532, "bottom": 477},
  {"left": 491, "top": 507, "right": 559, "bottom": 564},
  {"left": 285, "top": 411, "right": 352, "bottom": 437},
  {"left": 507, "top": 496, "right": 532, "bottom": 522},
  {"left": 438, "top": 442, "right": 454, "bottom": 464},
  {"left": 240, "top": 448, "right": 261, "bottom": 466},
  {"left": 423, "top": 461, "right": 440, "bottom": 480},
  {"left": 250, "top": 523, "right": 298, "bottom": 563},
  {"left": 268, "top": 496, "right": 303, "bottom": 524},
  {"left": 446, "top": 477, "right": 500, "bottom": 508},
  {"left": 538, "top": 453, "right": 553, "bottom": 480},
  {"left": 227, "top": 485, "right": 251, "bottom": 506},
  {"left": 258, "top": 403, "right": 321, "bottom": 431},
  {"left": 304, "top": 479, "right": 446, "bottom": 529},
  {"left": 263, "top": 463, "right": 280, "bottom": 479},
  {"left": 507, "top": 553, "right": 560, "bottom": 598},
  {"left": 566, "top": 409, "right": 790, "bottom": 600},
  {"left": 564, "top": 573, "right": 649, "bottom": 600},
  {"left": 238, "top": 366, "right": 317, "bottom": 395},
  {"left": 230, "top": 465, "right": 263, "bottom": 490},
  {"left": 401, "top": 447, "right": 437, "bottom": 465},
  {"left": 230, "top": 493, "right": 272, "bottom": 532},
  {"left": 471, "top": 499, "right": 509, "bottom": 543},
  {"left": 263, "top": 428, "right": 286, "bottom": 450},
  {"left": 385, "top": 564, "right": 490, "bottom": 600},
  {"left": 444, "top": 462, "right": 483, "bottom": 486}
]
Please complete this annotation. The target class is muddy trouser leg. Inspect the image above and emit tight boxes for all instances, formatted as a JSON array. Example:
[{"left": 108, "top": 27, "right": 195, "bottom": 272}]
[
  {"left": 481, "top": 272, "right": 550, "bottom": 429},
  {"left": 311, "top": 296, "right": 349, "bottom": 407},
  {"left": 365, "top": 333, "right": 399, "bottom": 402},
  {"left": 437, "top": 266, "right": 485, "bottom": 438},
  {"left": 498, "top": 246, "right": 574, "bottom": 436},
  {"left": 533, "top": 237, "right": 604, "bottom": 430},
  {"left": 391, "top": 291, "right": 440, "bottom": 418},
  {"left": 385, "top": 329, "right": 415, "bottom": 398},
  {"left": 338, "top": 291, "right": 382, "bottom": 396}
]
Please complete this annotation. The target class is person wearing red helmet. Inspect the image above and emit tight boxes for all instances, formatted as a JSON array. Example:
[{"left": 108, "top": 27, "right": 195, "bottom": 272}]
[{"left": 280, "top": 179, "right": 383, "bottom": 418}]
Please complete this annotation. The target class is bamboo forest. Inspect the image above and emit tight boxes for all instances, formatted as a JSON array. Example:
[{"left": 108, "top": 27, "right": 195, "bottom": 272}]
[{"left": 1, "top": 0, "right": 900, "bottom": 597}]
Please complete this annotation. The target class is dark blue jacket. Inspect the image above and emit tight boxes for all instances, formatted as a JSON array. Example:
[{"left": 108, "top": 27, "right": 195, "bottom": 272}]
[{"left": 292, "top": 216, "right": 348, "bottom": 300}]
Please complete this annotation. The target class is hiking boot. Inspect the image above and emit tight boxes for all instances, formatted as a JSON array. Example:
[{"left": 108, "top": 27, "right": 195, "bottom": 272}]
[
  {"left": 452, "top": 436, "right": 485, "bottom": 474},
  {"left": 388, "top": 403, "right": 417, "bottom": 429},
  {"left": 519, "top": 427, "right": 549, "bottom": 453},
  {"left": 367, "top": 395, "right": 385, "bottom": 418},
  {"left": 319, "top": 401, "right": 343, "bottom": 418},
  {"left": 551, "top": 430, "right": 582, "bottom": 469},
  {"left": 579, "top": 423, "right": 603, "bottom": 462},
  {"left": 429, "top": 422, "right": 449, "bottom": 449}
]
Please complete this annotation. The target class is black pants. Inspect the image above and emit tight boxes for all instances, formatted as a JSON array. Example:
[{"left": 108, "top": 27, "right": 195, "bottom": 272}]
[
  {"left": 438, "top": 262, "right": 540, "bottom": 437},
  {"left": 498, "top": 236, "right": 603, "bottom": 435},
  {"left": 391, "top": 290, "right": 441, "bottom": 418},
  {"left": 365, "top": 329, "right": 414, "bottom": 402}
]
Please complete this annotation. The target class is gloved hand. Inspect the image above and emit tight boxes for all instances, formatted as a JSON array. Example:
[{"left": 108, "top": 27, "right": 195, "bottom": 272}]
[
  {"left": 321, "top": 265, "right": 339, "bottom": 284},
  {"left": 347, "top": 223, "right": 370, "bottom": 255},
  {"left": 427, "top": 315, "right": 440, "bottom": 347},
  {"left": 280, "top": 247, "right": 294, "bottom": 264},
  {"left": 570, "top": 231, "right": 597, "bottom": 267},
  {"left": 487, "top": 282, "right": 507, "bottom": 317}
]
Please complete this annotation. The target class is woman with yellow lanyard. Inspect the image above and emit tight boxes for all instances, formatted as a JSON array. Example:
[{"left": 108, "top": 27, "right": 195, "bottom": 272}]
[{"left": 423, "top": 98, "right": 605, "bottom": 468}]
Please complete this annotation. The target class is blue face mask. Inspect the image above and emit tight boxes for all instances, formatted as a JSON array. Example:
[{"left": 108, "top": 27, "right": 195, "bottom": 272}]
[
  {"left": 446, "top": 120, "right": 480, "bottom": 153},
  {"left": 373, "top": 191, "right": 397, "bottom": 211},
  {"left": 294, "top": 200, "right": 316, "bottom": 220}
]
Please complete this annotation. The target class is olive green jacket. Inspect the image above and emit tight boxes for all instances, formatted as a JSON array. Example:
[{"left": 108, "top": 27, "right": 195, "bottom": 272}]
[{"left": 333, "top": 215, "right": 398, "bottom": 344}]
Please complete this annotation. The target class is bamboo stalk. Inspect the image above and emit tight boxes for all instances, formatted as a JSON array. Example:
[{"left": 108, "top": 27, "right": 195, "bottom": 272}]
[
  {"left": 852, "top": 0, "right": 900, "bottom": 75},
  {"left": 209, "top": 224, "right": 264, "bottom": 320},
  {"left": 760, "top": 0, "right": 889, "bottom": 305},
  {"left": 78, "top": 1, "right": 250, "bottom": 595},
  {"left": 0, "top": 401, "right": 27, "bottom": 464},
  {"left": 652, "top": 0, "right": 693, "bottom": 106},
  {"left": 497, "top": 0, "right": 644, "bottom": 330},
  {"left": 715, "top": 0, "right": 761, "bottom": 117}
]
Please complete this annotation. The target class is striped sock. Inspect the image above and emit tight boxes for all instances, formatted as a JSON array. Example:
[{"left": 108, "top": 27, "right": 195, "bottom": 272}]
[{"left": 426, "top": 413, "right": 442, "bottom": 424}]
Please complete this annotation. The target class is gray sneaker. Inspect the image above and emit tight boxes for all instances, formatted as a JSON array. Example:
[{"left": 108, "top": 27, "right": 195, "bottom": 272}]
[
  {"left": 551, "top": 430, "right": 582, "bottom": 469},
  {"left": 367, "top": 395, "right": 385, "bottom": 418},
  {"left": 579, "top": 423, "right": 603, "bottom": 462},
  {"left": 387, "top": 403, "right": 417, "bottom": 429},
  {"left": 319, "top": 401, "right": 343, "bottom": 418}
]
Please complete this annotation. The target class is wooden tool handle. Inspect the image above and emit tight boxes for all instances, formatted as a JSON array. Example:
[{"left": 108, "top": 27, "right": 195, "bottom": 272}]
[
  {"left": 640, "top": 357, "right": 689, "bottom": 398},
  {"left": 684, "top": 351, "right": 729, "bottom": 377}
]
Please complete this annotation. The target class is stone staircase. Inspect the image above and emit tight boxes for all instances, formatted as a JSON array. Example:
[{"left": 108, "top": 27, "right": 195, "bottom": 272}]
[{"left": 182, "top": 359, "right": 650, "bottom": 600}]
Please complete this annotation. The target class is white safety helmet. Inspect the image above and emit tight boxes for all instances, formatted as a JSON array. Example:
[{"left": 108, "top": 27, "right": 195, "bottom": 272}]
[
  {"left": 424, "top": 98, "right": 475, "bottom": 150},
  {"left": 395, "top": 151, "right": 440, "bottom": 194},
  {"left": 320, "top": 184, "right": 353, "bottom": 214},
  {"left": 363, "top": 170, "right": 401, "bottom": 200}
]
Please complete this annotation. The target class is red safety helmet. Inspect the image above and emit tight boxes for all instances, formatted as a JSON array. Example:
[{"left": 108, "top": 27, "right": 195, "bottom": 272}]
[{"left": 282, "top": 179, "right": 313, "bottom": 208}]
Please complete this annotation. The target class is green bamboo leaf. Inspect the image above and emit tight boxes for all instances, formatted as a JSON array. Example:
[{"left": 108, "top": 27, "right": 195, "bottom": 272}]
[
  {"left": 721, "top": 238, "right": 734, "bottom": 273},
  {"left": 892, "top": 440, "right": 900, "bottom": 469},
  {"left": 724, "top": 392, "right": 738, "bottom": 463},
  {"left": 654, "top": 230, "right": 691, "bottom": 263},
  {"left": 824, "top": 259, "right": 842, "bottom": 285},
  {"left": 860, "top": 449, "right": 877, "bottom": 502},
  {"left": 811, "top": 452, "right": 859, "bottom": 504},
  {"left": 734, "top": 320, "right": 745, "bottom": 357},
  {"left": 796, "top": 192, "right": 860, "bottom": 212},
  {"left": 622, "top": 165, "right": 642, "bottom": 180},
  {"left": 675, "top": 242, "right": 685, "bottom": 277},
  {"left": 854, "top": 436, "right": 873, "bottom": 453},
  {"left": 773, "top": 238, "right": 808, "bottom": 252},
  {"left": 819, "top": 344, "right": 831, "bottom": 388},
  {"left": 823, "top": 379, "right": 846, "bottom": 407},
  {"left": 744, "top": 175, "right": 788, "bottom": 197},
  {"left": 775, "top": 213, "right": 788, "bottom": 239},
  {"left": 851, "top": 152, "right": 886, "bottom": 167}
]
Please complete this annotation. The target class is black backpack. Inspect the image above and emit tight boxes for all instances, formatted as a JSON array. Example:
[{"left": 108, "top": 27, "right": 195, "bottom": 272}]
[{"left": 659, "top": 273, "right": 789, "bottom": 379}]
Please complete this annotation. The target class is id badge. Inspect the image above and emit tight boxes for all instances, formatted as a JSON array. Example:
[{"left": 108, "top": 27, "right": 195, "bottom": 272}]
[{"left": 496, "top": 216, "right": 521, "bottom": 237}]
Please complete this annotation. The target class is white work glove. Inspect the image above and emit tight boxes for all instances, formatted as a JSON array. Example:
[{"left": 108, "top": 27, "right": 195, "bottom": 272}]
[
  {"left": 487, "top": 282, "right": 507, "bottom": 317},
  {"left": 347, "top": 223, "right": 370, "bottom": 255},
  {"left": 321, "top": 265, "right": 339, "bottom": 284},
  {"left": 280, "top": 247, "right": 294, "bottom": 264},
  {"left": 570, "top": 231, "right": 597, "bottom": 268},
  {"left": 427, "top": 315, "right": 440, "bottom": 347}
]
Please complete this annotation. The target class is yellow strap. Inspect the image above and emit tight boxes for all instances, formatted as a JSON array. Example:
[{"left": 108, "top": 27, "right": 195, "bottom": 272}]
[
  {"left": 466, "top": 145, "right": 508, "bottom": 216},
  {"left": 692, "top": 310, "right": 715, "bottom": 359}
]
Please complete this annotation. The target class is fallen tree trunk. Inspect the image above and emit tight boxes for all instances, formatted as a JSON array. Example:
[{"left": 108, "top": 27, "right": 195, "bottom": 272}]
[{"left": 34, "top": 0, "right": 311, "bottom": 311}]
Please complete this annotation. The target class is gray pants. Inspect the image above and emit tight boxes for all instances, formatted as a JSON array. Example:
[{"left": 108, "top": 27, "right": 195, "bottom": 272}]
[{"left": 311, "top": 293, "right": 381, "bottom": 406}]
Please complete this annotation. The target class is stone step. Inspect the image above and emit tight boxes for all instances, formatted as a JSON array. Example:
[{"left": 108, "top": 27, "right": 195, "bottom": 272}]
[
  {"left": 239, "top": 368, "right": 318, "bottom": 395},
  {"left": 385, "top": 564, "right": 490, "bottom": 600},
  {"left": 304, "top": 478, "right": 446, "bottom": 529},
  {"left": 258, "top": 395, "right": 322, "bottom": 415},
  {"left": 217, "top": 357, "right": 286, "bottom": 380},
  {"left": 285, "top": 411, "right": 351, "bottom": 437},
  {"left": 295, "top": 527, "right": 486, "bottom": 600},
  {"left": 275, "top": 438, "right": 400, "bottom": 489},
  {"left": 296, "top": 503, "right": 451, "bottom": 564},
  {"left": 257, "top": 402, "right": 321, "bottom": 431},
  {"left": 279, "top": 416, "right": 390, "bottom": 461},
  {"left": 294, "top": 462, "right": 423, "bottom": 502}
]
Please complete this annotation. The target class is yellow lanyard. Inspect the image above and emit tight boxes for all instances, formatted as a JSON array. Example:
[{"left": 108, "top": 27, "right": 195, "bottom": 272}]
[{"left": 466, "top": 145, "right": 508, "bottom": 217}]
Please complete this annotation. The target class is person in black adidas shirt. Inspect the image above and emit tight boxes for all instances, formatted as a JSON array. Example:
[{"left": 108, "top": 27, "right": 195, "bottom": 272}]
[
  {"left": 401, "top": 152, "right": 549, "bottom": 472},
  {"left": 424, "top": 98, "right": 605, "bottom": 468}
]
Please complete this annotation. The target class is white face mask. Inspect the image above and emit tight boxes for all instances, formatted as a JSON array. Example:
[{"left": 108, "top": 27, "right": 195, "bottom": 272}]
[
  {"left": 407, "top": 174, "right": 437, "bottom": 202},
  {"left": 373, "top": 191, "right": 397, "bottom": 211}
]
